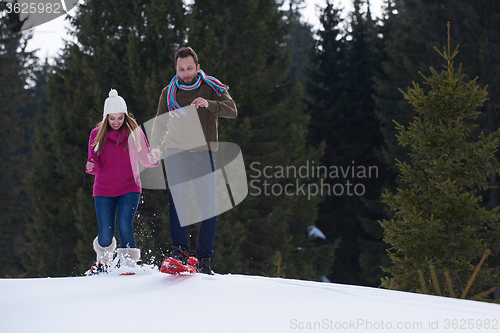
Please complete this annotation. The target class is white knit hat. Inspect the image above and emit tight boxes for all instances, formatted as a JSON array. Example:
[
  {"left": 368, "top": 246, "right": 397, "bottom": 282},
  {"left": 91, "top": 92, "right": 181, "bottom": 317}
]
[
  {"left": 94, "top": 89, "right": 130, "bottom": 152},
  {"left": 103, "top": 89, "right": 127, "bottom": 121}
]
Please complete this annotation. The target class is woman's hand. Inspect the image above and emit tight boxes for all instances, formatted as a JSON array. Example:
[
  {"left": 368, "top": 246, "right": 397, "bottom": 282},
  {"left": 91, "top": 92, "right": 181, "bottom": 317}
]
[
  {"left": 148, "top": 148, "right": 162, "bottom": 164},
  {"left": 86, "top": 159, "right": 95, "bottom": 172}
]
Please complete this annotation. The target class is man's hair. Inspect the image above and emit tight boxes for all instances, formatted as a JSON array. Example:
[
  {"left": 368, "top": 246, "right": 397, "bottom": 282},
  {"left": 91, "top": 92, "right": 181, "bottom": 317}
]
[{"left": 174, "top": 47, "right": 198, "bottom": 67}]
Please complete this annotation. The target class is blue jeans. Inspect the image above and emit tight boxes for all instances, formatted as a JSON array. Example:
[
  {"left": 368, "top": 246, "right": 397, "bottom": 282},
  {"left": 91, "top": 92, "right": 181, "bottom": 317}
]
[
  {"left": 94, "top": 192, "right": 141, "bottom": 248},
  {"left": 166, "top": 149, "right": 217, "bottom": 258}
]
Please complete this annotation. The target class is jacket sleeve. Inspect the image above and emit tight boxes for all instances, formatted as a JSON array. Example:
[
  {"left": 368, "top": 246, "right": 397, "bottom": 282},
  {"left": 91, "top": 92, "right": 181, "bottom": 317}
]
[
  {"left": 206, "top": 90, "right": 238, "bottom": 119},
  {"left": 86, "top": 128, "right": 101, "bottom": 175},
  {"left": 149, "top": 87, "right": 170, "bottom": 150}
]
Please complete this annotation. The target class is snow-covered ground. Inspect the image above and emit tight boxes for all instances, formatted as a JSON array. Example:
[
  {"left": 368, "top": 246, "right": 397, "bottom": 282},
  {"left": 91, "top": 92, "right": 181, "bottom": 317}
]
[{"left": 1, "top": 268, "right": 499, "bottom": 333}]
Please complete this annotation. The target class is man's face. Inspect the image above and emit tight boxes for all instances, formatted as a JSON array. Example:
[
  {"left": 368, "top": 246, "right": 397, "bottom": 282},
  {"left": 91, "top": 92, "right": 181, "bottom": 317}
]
[{"left": 176, "top": 55, "right": 200, "bottom": 84}]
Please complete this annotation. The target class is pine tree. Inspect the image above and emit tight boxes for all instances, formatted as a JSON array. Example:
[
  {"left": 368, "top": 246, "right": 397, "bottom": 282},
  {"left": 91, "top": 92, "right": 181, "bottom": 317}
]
[
  {"left": 286, "top": 0, "right": 315, "bottom": 83},
  {"left": 380, "top": 28, "right": 500, "bottom": 298},
  {"left": 25, "top": 0, "right": 186, "bottom": 276},
  {"left": 305, "top": 0, "right": 387, "bottom": 286},
  {"left": 376, "top": 0, "right": 500, "bottom": 206},
  {"left": 0, "top": 9, "right": 36, "bottom": 277},
  {"left": 305, "top": 1, "right": 345, "bottom": 150},
  {"left": 374, "top": 0, "right": 500, "bottom": 294},
  {"left": 23, "top": 61, "right": 62, "bottom": 276},
  {"left": 186, "top": 0, "right": 334, "bottom": 280},
  {"left": 303, "top": 0, "right": 346, "bottom": 283}
]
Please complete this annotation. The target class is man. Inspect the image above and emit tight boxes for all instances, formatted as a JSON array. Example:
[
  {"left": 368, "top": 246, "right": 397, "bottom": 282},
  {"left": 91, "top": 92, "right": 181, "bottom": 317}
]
[{"left": 149, "top": 47, "right": 237, "bottom": 274}]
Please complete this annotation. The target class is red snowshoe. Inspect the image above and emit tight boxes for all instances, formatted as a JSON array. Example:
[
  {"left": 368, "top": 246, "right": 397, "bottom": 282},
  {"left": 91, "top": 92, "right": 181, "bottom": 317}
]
[{"left": 161, "top": 256, "right": 198, "bottom": 275}]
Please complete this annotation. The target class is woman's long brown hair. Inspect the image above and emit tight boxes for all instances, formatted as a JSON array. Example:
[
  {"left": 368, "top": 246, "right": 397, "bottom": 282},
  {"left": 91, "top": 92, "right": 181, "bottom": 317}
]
[{"left": 91, "top": 113, "right": 142, "bottom": 156}]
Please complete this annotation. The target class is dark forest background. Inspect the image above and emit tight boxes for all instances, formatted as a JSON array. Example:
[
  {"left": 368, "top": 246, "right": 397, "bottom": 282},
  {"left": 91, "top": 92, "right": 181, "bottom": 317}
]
[{"left": 1, "top": 0, "right": 500, "bottom": 299}]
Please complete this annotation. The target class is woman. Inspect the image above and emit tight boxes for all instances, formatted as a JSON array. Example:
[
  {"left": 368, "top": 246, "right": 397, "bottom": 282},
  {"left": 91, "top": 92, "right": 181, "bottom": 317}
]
[{"left": 86, "top": 89, "right": 157, "bottom": 274}]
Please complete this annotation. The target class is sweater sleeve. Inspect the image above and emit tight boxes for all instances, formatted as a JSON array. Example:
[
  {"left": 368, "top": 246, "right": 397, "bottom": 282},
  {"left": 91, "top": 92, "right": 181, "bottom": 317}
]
[
  {"left": 86, "top": 128, "right": 101, "bottom": 175},
  {"left": 206, "top": 90, "right": 238, "bottom": 119},
  {"left": 132, "top": 127, "right": 160, "bottom": 168},
  {"left": 149, "top": 87, "right": 170, "bottom": 150}
]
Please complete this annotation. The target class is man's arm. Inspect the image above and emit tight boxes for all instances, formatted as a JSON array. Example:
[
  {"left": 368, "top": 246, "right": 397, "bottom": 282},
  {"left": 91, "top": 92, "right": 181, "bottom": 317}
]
[{"left": 206, "top": 90, "right": 238, "bottom": 119}]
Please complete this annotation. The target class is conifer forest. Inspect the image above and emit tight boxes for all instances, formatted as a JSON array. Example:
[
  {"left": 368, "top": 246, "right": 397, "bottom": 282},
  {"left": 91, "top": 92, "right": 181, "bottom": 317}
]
[{"left": 1, "top": 0, "right": 500, "bottom": 303}]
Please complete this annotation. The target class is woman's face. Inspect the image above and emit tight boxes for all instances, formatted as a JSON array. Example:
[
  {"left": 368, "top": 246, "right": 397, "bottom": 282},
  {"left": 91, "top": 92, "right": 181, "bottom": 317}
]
[{"left": 108, "top": 113, "right": 125, "bottom": 130}]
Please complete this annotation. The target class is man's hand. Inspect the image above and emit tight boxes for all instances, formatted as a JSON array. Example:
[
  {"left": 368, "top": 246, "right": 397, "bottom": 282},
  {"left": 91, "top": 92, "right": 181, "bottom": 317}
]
[
  {"left": 191, "top": 97, "right": 209, "bottom": 109},
  {"left": 148, "top": 148, "right": 162, "bottom": 164}
]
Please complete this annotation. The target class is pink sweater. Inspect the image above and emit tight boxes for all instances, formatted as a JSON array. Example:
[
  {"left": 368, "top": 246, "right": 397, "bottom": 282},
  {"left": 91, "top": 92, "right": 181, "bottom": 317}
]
[{"left": 87, "top": 127, "right": 157, "bottom": 197}]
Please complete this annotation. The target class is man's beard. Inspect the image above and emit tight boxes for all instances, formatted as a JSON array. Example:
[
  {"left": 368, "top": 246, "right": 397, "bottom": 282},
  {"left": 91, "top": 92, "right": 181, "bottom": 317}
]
[{"left": 179, "top": 73, "right": 198, "bottom": 85}]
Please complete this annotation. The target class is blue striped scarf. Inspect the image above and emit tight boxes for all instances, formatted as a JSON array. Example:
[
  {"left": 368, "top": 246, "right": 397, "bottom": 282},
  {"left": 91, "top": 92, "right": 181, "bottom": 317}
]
[{"left": 166, "top": 69, "right": 229, "bottom": 117}]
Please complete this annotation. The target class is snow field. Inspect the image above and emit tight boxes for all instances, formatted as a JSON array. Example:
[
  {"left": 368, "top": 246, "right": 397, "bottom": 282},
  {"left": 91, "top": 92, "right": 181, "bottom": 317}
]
[{"left": 1, "top": 270, "right": 499, "bottom": 333}]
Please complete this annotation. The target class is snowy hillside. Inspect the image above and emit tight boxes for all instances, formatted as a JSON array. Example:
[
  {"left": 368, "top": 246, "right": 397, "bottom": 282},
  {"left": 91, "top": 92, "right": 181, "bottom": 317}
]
[{"left": 1, "top": 269, "right": 499, "bottom": 333}]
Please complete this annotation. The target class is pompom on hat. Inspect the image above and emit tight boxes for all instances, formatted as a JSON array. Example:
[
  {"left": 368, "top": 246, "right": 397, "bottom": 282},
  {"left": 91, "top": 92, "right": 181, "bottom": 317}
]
[{"left": 103, "top": 89, "right": 127, "bottom": 121}]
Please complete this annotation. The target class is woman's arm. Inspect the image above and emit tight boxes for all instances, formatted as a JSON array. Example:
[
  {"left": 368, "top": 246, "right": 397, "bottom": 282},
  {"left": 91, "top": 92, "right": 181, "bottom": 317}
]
[
  {"left": 86, "top": 129, "right": 101, "bottom": 175},
  {"left": 131, "top": 127, "right": 160, "bottom": 168}
]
